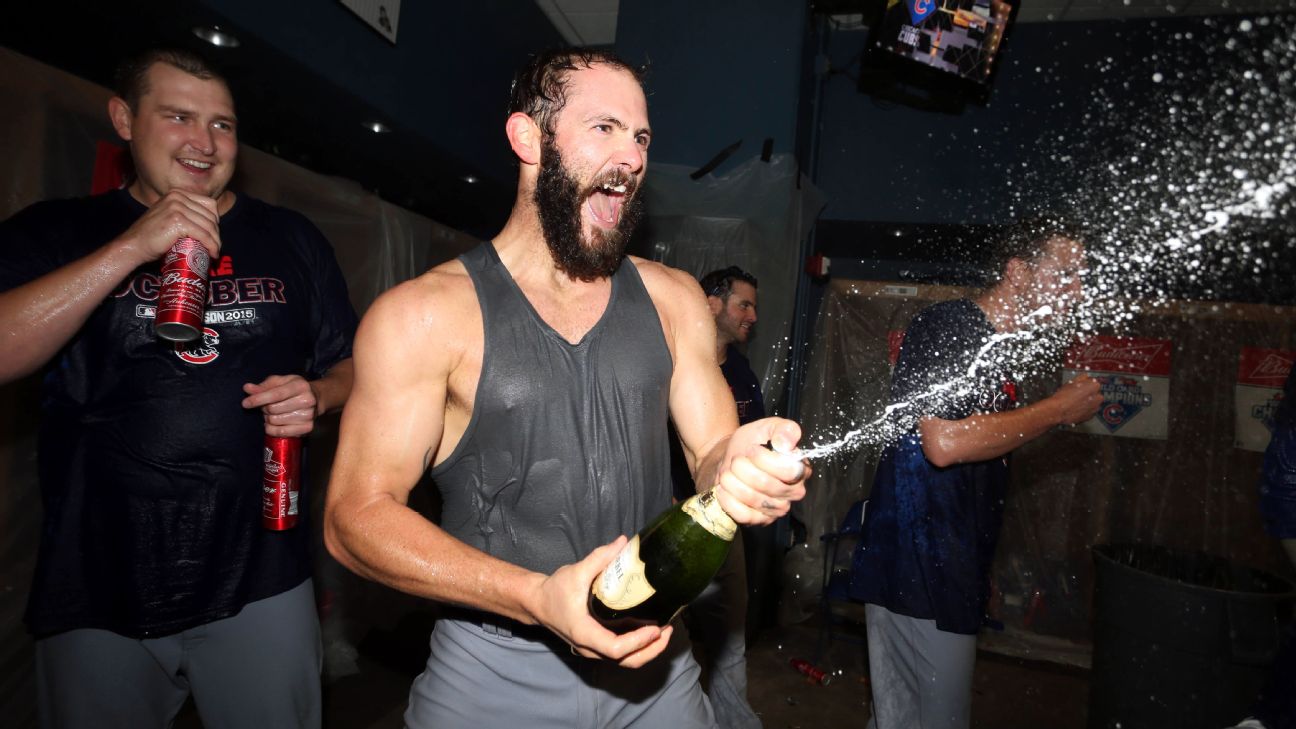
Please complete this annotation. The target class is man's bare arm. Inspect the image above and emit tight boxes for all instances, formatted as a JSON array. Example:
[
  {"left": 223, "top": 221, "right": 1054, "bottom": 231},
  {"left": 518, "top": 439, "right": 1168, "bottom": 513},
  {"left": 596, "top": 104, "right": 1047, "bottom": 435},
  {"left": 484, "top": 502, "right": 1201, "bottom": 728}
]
[
  {"left": 918, "top": 373, "right": 1102, "bottom": 467},
  {"left": 0, "top": 191, "right": 221, "bottom": 384},
  {"left": 325, "top": 279, "right": 540, "bottom": 610},
  {"left": 324, "top": 276, "right": 668, "bottom": 666},
  {"left": 647, "top": 264, "right": 809, "bottom": 525}
]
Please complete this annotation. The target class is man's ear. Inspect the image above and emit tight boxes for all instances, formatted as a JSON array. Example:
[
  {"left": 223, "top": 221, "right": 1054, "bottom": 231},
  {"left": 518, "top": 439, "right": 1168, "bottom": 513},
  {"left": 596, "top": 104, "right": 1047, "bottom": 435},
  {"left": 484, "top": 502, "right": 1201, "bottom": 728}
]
[
  {"left": 506, "top": 112, "right": 542, "bottom": 166},
  {"left": 1003, "top": 257, "right": 1030, "bottom": 292},
  {"left": 108, "top": 97, "right": 134, "bottom": 142},
  {"left": 706, "top": 295, "right": 723, "bottom": 316}
]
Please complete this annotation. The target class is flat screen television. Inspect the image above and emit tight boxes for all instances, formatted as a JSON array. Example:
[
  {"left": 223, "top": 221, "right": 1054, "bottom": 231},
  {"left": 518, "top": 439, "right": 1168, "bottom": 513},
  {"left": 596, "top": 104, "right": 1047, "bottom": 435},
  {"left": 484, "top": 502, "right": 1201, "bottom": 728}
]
[{"left": 859, "top": 0, "right": 1018, "bottom": 111}]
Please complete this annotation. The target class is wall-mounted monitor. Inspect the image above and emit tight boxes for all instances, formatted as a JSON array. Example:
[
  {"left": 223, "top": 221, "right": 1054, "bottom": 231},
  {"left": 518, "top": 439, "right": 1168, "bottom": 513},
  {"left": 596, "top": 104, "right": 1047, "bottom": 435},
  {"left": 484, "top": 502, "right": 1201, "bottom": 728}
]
[{"left": 859, "top": 0, "right": 1018, "bottom": 112}]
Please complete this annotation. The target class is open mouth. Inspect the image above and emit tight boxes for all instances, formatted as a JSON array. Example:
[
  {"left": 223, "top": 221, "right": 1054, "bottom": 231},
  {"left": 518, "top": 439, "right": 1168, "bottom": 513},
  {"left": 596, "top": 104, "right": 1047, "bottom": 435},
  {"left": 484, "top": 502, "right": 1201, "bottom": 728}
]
[
  {"left": 178, "top": 158, "right": 214, "bottom": 172},
  {"left": 585, "top": 177, "right": 634, "bottom": 229}
]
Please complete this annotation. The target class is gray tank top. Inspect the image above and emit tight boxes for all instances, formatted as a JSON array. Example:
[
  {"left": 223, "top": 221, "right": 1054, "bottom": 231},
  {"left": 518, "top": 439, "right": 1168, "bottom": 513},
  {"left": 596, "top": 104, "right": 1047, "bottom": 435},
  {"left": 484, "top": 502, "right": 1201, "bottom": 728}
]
[{"left": 430, "top": 242, "right": 675, "bottom": 575}]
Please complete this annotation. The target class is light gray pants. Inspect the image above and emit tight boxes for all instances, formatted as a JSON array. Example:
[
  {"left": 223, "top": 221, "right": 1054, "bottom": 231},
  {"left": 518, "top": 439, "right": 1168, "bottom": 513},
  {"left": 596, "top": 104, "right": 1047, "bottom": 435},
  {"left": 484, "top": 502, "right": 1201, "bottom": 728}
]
[
  {"left": 689, "top": 531, "right": 761, "bottom": 728},
  {"left": 864, "top": 604, "right": 977, "bottom": 729},
  {"left": 35, "top": 579, "right": 322, "bottom": 729},
  {"left": 405, "top": 616, "right": 718, "bottom": 729}
]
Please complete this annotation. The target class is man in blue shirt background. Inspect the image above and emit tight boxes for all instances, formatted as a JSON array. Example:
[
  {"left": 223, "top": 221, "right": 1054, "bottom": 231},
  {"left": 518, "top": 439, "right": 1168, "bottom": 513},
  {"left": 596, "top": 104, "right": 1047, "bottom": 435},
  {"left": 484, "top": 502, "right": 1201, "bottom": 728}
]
[
  {"left": 850, "top": 221, "right": 1102, "bottom": 729},
  {"left": 681, "top": 265, "right": 766, "bottom": 728}
]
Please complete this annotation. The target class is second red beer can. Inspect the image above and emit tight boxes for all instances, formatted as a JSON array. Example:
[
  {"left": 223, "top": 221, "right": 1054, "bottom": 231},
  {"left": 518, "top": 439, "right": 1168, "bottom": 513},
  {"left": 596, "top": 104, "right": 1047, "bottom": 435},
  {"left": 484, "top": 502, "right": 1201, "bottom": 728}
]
[
  {"left": 155, "top": 236, "right": 209, "bottom": 342},
  {"left": 789, "top": 658, "right": 833, "bottom": 685},
  {"left": 262, "top": 435, "right": 302, "bottom": 530}
]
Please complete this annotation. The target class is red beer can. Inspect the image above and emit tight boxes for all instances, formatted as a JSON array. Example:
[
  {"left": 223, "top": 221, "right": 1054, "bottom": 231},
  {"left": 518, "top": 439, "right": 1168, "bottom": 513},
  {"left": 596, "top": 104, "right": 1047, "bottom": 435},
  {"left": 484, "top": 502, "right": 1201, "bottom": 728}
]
[
  {"left": 262, "top": 435, "right": 302, "bottom": 530},
  {"left": 789, "top": 657, "right": 833, "bottom": 686},
  {"left": 155, "top": 236, "right": 209, "bottom": 342}
]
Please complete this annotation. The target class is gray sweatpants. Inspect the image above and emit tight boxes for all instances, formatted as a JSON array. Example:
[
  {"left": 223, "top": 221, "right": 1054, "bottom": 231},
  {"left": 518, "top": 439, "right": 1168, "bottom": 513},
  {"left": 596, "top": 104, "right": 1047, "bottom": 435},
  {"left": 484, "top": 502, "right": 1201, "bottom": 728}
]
[
  {"left": 405, "top": 615, "right": 719, "bottom": 729},
  {"left": 35, "top": 579, "right": 322, "bottom": 729},
  {"left": 688, "top": 530, "right": 761, "bottom": 728},
  {"left": 864, "top": 604, "right": 977, "bottom": 729}
]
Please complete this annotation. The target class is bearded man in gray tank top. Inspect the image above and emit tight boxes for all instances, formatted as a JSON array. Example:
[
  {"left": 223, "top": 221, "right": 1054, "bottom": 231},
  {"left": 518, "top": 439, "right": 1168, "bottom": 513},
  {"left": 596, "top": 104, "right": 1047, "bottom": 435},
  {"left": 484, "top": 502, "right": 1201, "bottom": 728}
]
[{"left": 324, "top": 49, "right": 813, "bottom": 729}]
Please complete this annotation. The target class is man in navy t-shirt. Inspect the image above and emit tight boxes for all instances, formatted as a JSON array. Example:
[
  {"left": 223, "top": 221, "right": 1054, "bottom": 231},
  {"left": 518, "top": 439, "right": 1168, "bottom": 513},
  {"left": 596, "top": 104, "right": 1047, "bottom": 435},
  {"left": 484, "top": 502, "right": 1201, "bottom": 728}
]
[
  {"left": 0, "top": 49, "right": 356, "bottom": 729},
  {"left": 850, "top": 221, "right": 1101, "bottom": 729},
  {"left": 682, "top": 265, "right": 766, "bottom": 728},
  {"left": 702, "top": 266, "right": 765, "bottom": 427}
]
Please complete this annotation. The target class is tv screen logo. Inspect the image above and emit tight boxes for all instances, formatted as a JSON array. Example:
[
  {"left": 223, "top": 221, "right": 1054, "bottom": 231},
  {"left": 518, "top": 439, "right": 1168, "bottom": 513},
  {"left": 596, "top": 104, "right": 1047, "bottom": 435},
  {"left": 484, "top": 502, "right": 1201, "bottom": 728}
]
[{"left": 907, "top": 0, "right": 936, "bottom": 25}]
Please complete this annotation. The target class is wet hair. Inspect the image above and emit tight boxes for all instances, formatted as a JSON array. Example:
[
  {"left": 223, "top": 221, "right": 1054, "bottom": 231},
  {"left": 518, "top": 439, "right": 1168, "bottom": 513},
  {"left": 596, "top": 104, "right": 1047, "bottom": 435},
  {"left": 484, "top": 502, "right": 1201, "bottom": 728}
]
[
  {"left": 113, "top": 48, "right": 228, "bottom": 111},
  {"left": 508, "top": 47, "right": 645, "bottom": 144},
  {"left": 699, "top": 266, "right": 758, "bottom": 300},
  {"left": 983, "top": 216, "right": 1086, "bottom": 282}
]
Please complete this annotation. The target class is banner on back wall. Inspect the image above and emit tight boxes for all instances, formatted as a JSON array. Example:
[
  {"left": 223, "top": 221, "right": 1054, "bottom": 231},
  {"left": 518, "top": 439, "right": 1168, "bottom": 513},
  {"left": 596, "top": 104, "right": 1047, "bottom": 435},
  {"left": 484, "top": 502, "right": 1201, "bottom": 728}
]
[
  {"left": 1234, "top": 347, "right": 1294, "bottom": 452},
  {"left": 1063, "top": 335, "right": 1173, "bottom": 440},
  {"left": 887, "top": 329, "right": 906, "bottom": 369}
]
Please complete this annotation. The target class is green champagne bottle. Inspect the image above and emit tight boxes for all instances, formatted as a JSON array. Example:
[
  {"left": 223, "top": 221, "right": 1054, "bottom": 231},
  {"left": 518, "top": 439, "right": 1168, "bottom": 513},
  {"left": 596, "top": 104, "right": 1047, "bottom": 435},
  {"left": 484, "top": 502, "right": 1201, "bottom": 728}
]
[{"left": 588, "top": 488, "right": 737, "bottom": 632}]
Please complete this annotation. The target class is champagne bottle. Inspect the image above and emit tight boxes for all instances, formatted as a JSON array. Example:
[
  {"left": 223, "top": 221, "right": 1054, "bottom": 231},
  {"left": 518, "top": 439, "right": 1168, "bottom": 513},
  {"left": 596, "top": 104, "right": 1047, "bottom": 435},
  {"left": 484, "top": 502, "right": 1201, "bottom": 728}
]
[{"left": 588, "top": 487, "right": 737, "bottom": 633}]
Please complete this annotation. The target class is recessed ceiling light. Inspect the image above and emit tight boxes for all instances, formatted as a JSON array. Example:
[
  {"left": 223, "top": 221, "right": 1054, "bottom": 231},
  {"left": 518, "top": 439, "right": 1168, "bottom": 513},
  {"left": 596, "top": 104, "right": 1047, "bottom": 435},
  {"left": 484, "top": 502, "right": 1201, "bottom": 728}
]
[
  {"left": 192, "top": 26, "right": 240, "bottom": 48},
  {"left": 365, "top": 121, "right": 391, "bottom": 134},
  {"left": 462, "top": 175, "right": 478, "bottom": 184}
]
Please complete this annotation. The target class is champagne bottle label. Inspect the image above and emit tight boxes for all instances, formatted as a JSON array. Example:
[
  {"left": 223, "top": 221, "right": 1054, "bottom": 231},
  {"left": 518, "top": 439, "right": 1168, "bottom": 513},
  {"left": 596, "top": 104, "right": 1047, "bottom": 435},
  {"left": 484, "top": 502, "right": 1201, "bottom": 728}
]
[
  {"left": 592, "top": 534, "right": 656, "bottom": 610},
  {"left": 682, "top": 490, "right": 737, "bottom": 541}
]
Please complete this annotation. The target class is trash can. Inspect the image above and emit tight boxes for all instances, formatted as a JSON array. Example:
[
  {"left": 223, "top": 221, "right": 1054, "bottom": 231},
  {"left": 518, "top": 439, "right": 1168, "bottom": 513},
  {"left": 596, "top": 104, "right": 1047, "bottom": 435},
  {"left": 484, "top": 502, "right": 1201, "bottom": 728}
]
[{"left": 1089, "top": 543, "right": 1294, "bottom": 729}]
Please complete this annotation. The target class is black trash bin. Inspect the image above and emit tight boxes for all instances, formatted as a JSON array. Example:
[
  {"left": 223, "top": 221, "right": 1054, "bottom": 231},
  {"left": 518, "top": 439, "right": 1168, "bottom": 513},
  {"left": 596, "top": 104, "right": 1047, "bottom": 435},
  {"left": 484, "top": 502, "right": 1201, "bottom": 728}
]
[{"left": 1089, "top": 543, "right": 1295, "bottom": 729}]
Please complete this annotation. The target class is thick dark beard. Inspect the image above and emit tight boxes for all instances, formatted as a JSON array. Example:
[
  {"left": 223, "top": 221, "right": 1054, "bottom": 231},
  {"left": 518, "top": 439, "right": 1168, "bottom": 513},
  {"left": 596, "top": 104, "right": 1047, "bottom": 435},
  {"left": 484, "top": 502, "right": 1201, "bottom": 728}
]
[{"left": 534, "top": 141, "right": 644, "bottom": 282}]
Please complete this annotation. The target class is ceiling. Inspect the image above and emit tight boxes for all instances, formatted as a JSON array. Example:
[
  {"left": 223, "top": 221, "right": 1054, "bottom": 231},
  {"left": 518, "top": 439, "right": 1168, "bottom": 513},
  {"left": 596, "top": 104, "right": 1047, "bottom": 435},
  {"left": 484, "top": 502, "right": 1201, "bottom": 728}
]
[
  {"left": 537, "top": 0, "right": 1296, "bottom": 42},
  {"left": 4, "top": 0, "right": 1293, "bottom": 238},
  {"left": 1014, "top": 0, "right": 1296, "bottom": 22},
  {"left": 536, "top": 0, "right": 620, "bottom": 46}
]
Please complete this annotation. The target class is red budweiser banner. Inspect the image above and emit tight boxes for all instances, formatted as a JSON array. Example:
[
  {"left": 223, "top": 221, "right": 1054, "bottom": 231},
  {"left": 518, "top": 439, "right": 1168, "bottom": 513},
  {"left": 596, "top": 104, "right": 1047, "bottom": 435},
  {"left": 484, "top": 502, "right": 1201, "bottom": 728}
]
[
  {"left": 887, "top": 329, "right": 906, "bottom": 367},
  {"left": 90, "top": 141, "right": 129, "bottom": 195},
  {"left": 1064, "top": 335, "right": 1173, "bottom": 440},
  {"left": 1064, "top": 335, "right": 1173, "bottom": 376},
  {"left": 1235, "top": 347, "right": 1294, "bottom": 451},
  {"left": 1237, "top": 348, "right": 1294, "bottom": 388}
]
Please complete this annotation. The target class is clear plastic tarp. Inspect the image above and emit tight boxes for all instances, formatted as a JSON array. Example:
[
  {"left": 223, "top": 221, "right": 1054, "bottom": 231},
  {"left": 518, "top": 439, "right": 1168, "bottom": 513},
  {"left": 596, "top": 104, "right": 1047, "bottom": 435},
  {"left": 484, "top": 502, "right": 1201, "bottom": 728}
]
[
  {"left": 636, "top": 154, "right": 824, "bottom": 409},
  {"left": 0, "top": 47, "right": 478, "bottom": 726},
  {"left": 792, "top": 278, "right": 1296, "bottom": 665}
]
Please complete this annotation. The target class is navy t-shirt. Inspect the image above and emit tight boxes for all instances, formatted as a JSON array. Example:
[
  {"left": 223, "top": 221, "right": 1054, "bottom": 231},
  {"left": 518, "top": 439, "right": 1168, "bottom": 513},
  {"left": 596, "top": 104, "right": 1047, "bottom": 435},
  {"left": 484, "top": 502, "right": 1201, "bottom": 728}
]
[
  {"left": 669, "top": 344, "right": 767, "bottom": 501},
  {"left": 721, "top": 344, "right": 766, "bottom": 426},
  {"left": 0, "top": 189, "right": 358, "bottom": 638},
  {"left": 1260, "top": 368, "right": 1296, "bottom": 539},
  {"left": 849, "top": 298, "right": 1018, "bottom": 635}
]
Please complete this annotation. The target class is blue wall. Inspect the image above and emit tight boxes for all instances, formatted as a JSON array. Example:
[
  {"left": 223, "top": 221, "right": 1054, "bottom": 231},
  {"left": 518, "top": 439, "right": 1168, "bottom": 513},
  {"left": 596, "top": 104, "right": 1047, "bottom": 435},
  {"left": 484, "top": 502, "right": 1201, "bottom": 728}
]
[
  {"left": 810, "top": 15, "right": 1256, "bottom": 226},
  {"left": 200, "top": 0, "right": 566, "bottom": 187},
  {"left": 807, "top": 12, "right": 1296, "bottom": 305},
  {"left": 616, "top": 0, "right": 808, "bottom": 172},
  {"left": 815, "top": 19, "right": 1124, "bottom": 224},
  {"left": 610, "top": 6, "right": 1212, "bottom": 228}
]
